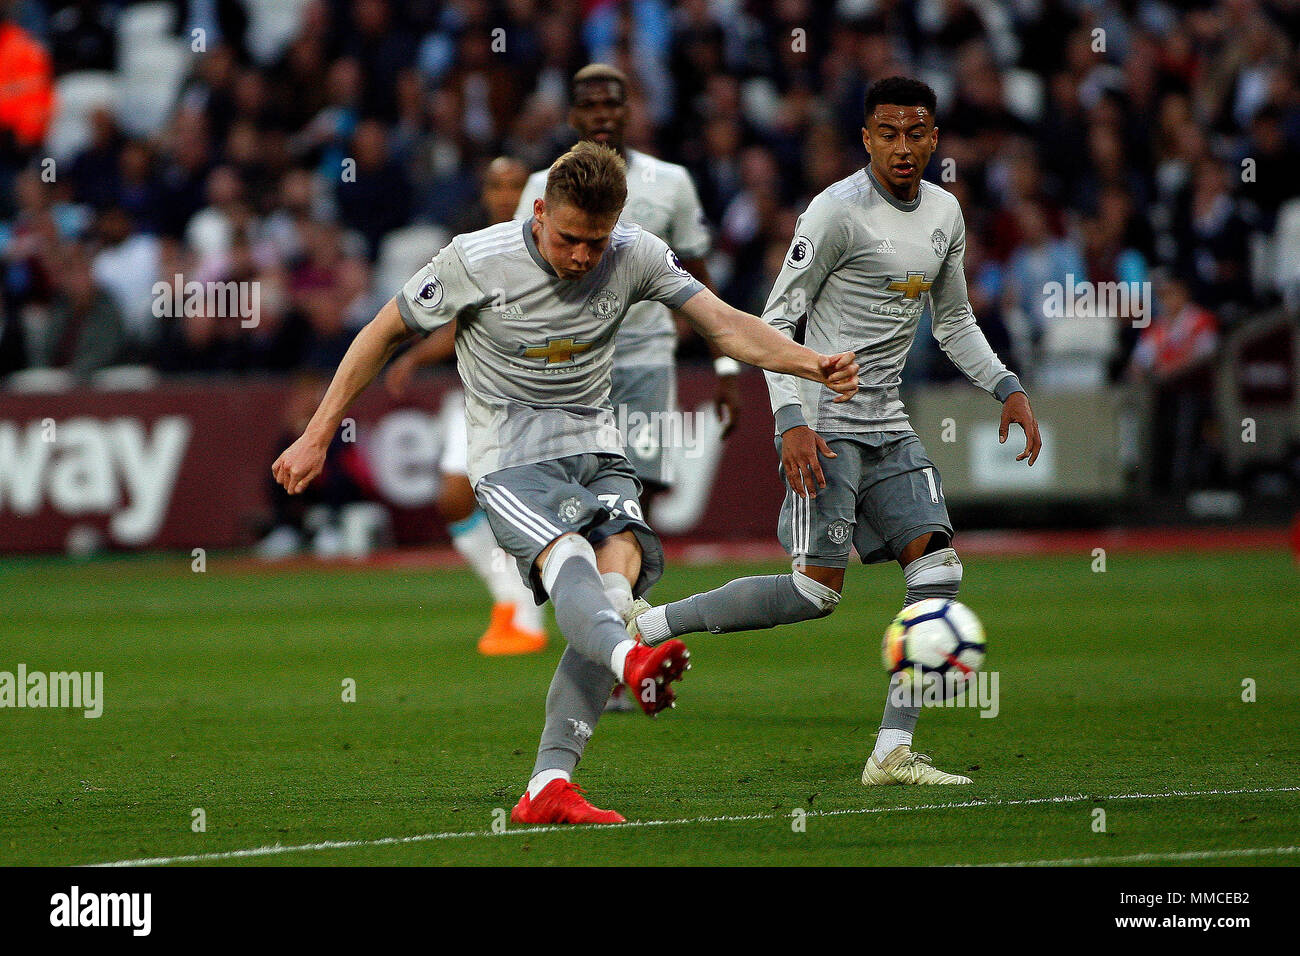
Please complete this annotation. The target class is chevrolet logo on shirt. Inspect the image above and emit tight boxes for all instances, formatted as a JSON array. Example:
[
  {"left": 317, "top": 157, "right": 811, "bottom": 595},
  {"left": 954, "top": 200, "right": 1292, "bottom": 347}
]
[
  {"left": 887, "top": 273, "right": 932, "bottom": 299},
  {"left": 523, "top": 338, "right": 594, "bottom": 364}
]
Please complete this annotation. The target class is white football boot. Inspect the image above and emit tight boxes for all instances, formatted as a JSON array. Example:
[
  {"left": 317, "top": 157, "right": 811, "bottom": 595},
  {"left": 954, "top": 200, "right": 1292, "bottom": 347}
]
[
  {"left": 861, "top": 745, "right": 972, "bottom": 785},
  {"left": 624, "top": 598, "right": 654, "bottom": 642}
]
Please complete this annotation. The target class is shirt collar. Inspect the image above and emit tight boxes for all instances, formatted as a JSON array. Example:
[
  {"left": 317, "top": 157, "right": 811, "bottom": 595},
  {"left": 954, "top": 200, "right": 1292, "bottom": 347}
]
[
  {"left": 866, "top": 165, "right": 922, "bottom": 212},
  {"left": 522, "top": 216, "right": 559, "bottom": 276}
]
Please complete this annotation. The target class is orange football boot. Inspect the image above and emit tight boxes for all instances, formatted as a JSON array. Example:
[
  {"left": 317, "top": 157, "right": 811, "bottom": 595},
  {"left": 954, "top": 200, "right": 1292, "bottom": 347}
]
[{"left": 477, "top": 603, "right": 548, "bottom": 656}]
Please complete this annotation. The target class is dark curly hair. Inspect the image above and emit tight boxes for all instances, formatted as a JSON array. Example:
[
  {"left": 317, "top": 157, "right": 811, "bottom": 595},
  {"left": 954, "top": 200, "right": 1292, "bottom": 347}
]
[{"left": 864, "top": 76, "right": 939, "bottom": 124}]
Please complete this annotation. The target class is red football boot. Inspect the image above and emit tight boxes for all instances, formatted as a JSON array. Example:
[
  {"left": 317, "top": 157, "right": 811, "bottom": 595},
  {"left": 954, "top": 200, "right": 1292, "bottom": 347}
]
[
  {"left": 622, "top": 639, "right": 691, "bottom": 716},
  {"left": 510, "top": 779, "right": 626, "bottom": 825}
]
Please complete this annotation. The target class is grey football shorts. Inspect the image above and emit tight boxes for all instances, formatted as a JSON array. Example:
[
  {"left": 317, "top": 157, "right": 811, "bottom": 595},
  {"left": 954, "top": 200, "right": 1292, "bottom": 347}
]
[
  {"left": 475, "top": 453, "right": 665, "bottom": 604},
  {"left": 610, "top": 364, "right": 676, "bottom": 490},
  {"left": 776, "top": 431, "right": 953, "bottom": 568}
]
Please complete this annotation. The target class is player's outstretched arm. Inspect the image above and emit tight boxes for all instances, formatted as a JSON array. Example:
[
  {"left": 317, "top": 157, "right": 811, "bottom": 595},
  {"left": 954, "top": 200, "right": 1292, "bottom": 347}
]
[
  {"left": 677, "top": 288, "right": 859, "bottom": 402},
  {"left": 273, "top": 297, "right": 413, "bottom": 494}
]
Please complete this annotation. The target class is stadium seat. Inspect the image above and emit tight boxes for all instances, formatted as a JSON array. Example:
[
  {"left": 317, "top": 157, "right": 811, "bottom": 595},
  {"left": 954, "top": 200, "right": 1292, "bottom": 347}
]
[
  {"left": 115, "top": 2, "right": 177, "bottom": 61},
  {"left": 46, "top": 72, "right": 121, "bottom": 162},
  {"left": 339, "top": 502, "right": 393, "bottom": 558},
  {"left": 918, "top": 69, "right": 954, "bottom": 111},
  {"left": 1038, "top": 315, "right": 1118, "bottom": 390},
  {"left": 1273, "top": 198, "right": 1300, "bottom": 310},
  {"left": 1003, "top": 69, "right": 1044, "bottom": 124},
  {"left": 118, "top": 39, "right": 192, "bottom": 137},
  {"left": 90, "top": 365, "right": 162, "bottom": 391},
  {"left": 243, "top": 0, "right": 312, "bottom": 65},
  {"left": 5, "top": 368, "right": 76, "bottom": 393},
  {"left": 979, "top": 0, "right": 1021, "bottom": 66},
  {"left": 375, "top": 225, "right": 450, "bottom": 301},
  {"left": 740, "top": 77, "right": 781, "bottom": 132}
]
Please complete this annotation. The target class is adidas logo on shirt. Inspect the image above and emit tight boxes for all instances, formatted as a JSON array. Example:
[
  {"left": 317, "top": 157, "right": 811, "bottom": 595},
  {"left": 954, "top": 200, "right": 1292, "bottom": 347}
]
[{"left": 875, "top": 238, "right": 897, "bottom": 254}]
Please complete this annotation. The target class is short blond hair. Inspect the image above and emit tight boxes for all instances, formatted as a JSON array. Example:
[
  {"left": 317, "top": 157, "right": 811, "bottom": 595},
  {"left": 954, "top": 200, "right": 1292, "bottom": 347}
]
[{"left": 543, "top": 141, "right": 627, "bottom": 220}]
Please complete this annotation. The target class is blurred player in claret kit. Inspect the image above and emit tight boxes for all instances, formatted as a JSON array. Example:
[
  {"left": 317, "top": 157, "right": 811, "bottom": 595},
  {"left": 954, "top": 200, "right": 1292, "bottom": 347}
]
[
  {"left": 515, "top": 63, "right": 740, "bottom": 709},
  {"left": 272, "top": 142, "right": 859, "bottom": 824},
  {"left": 629, "top": 77, "right": 1043, "bottom": 787},
  {"left": 384, "top": 157, "right": 549, "bottom": 657}
]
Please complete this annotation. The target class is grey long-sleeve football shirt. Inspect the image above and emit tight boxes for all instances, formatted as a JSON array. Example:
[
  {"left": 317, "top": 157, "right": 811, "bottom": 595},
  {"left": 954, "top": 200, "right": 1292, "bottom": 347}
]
[{"left": 763, "top": 167, "right": 1023, "bottom": 436}]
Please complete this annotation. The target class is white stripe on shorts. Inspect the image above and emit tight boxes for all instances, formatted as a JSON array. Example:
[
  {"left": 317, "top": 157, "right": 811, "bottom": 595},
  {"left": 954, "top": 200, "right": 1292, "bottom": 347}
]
[
  {"left": 794, "top": 491, "right": 808, "bottom": 555},
  {"left": 478, "top": 485, "right": 557, "bottom": 546},
  {"left": 490, "top": 484, "right": 563, "bottom": 538}
]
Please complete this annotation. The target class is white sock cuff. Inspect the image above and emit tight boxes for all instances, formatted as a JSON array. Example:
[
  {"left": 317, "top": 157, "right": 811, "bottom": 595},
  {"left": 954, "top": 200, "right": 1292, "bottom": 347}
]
[
  {"left": 902, "top": 548, "right": 963, "bottom": 589},
  {"left": 601, "top": 572, "right": 634, "bottom": 617},
  {"left": 600, "top": 571, "right": 632, "bottom": 593},
  {"left": 540, "top": 534, "right": 598, "bottom": 595},
  {"left": 527, "top": 768, "right": 570, "bottom": 799},
  {"left": 636, "top": 605, "right": 672, "bottom": 646},
  {"left": 610, "top": 638, "right": 636, "bottom": 679},
  {"left": 873, "top": 728, "right": 912, "bottom": 762},
  {"left": 792, "top": 569, "right": 841, "bottom": 612}
]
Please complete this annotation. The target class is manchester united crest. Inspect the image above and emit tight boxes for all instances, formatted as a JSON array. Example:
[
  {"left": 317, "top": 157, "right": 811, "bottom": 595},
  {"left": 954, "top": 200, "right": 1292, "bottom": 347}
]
[
  {"left": 588, "top": 288, "right": 620, "bottom": 319},
  {"left": 931, "top": 228, "right": 948, "bottom": 259},
  {"left": 557, "top": 496, "right": 583, "bottom": 523}
]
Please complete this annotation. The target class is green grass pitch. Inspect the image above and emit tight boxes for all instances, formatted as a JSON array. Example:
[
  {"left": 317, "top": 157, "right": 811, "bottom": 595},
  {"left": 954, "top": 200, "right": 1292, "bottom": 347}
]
[{"left": 2, "top": 549, "right": 1297, "bottom": 867}]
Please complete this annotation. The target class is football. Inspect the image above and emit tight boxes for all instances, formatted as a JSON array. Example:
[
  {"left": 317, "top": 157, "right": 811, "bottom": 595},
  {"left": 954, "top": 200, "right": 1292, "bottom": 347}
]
[{"left": 882, "top": 598, "right": 987, "bottom": 695}]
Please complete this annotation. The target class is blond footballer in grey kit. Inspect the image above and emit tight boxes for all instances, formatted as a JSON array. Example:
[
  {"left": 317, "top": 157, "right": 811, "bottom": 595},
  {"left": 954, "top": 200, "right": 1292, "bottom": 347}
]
[
  {"left": 272, "top": 142, "right": 859, "bottom": 823},
  {"left": 515, "top": 63, "right": 733, "bottom": 493},
  {"left": 631, "top": 77, "right": 1043, "bottom": 788}
]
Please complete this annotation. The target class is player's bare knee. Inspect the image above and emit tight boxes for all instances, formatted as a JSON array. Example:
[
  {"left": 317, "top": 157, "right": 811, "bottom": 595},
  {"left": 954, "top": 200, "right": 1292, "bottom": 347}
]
[
  {"left": 594, "top": 528, "right": 641, "bottom": 558},
  {"left": 791, "top": 569, "right": 841, "bottom": 619},
  {"left": 593, "top": 529, "right": 642, "bottom": 581}
]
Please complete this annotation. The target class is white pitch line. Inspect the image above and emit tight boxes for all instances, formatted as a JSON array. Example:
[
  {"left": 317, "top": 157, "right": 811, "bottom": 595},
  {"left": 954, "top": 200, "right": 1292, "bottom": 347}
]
[
  {"left": 960, "top": 845, "right": 1300, "bottom": 867},
  {"left": 87, "top": 785, "right": 1300, "bottom": 868}
]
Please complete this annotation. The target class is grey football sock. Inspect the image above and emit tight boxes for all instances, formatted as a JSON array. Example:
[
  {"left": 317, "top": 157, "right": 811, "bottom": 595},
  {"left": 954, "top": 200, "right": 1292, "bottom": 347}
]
[
  {"left": 878, "top": 548, "right": 964, "bottom": 740},
  {"left": 548, "top": 556, "right": 629, "bottom": 669},
  {"left": 661, "top": 571, "right": 839, "bottom": 637},
  {"left": 532, "top": 646, "right": 618, "bottom": 777}
]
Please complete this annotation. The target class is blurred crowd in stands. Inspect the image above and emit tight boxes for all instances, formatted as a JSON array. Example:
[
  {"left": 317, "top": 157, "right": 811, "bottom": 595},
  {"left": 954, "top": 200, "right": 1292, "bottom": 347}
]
[{"left": 1, "top": 0, "right": 1299, "bottom": 400}]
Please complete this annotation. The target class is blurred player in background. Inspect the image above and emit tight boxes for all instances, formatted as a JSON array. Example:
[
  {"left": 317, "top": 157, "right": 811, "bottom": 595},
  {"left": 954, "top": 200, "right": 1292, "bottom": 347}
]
[
  {"left": 631, "top": 77, "right": 1042, "bottom": 787},
  {"left": 385, "top": 157, "right": 547, "bottom": 656},
  {"left": 273, "top": 142, "right": 859, "bottom": 823}
]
